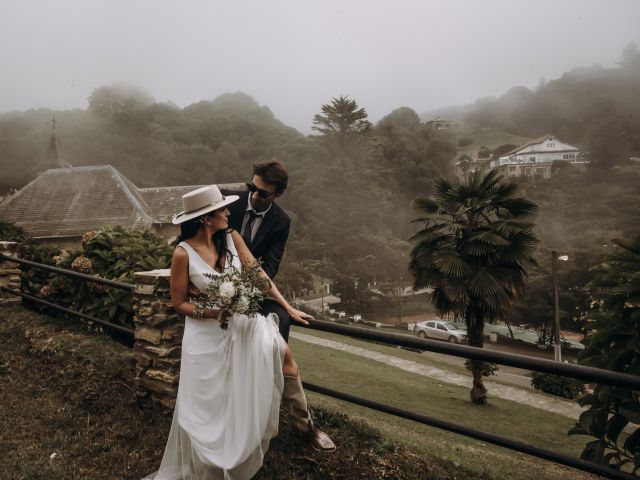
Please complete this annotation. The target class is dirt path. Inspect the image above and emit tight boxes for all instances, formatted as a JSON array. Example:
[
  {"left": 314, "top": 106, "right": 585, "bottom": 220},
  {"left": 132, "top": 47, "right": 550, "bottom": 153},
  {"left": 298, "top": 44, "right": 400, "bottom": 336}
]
[{"left": 291, "top": 331, "right": 585, "bottom": 420}]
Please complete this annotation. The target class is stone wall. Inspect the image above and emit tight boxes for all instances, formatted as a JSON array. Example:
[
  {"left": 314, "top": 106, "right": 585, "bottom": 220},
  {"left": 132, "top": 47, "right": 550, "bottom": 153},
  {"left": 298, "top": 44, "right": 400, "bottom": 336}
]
[
  {"left": 133, "top": 269, "right": 183, "bottom": 413},
  {"left": 0, "top": 241, "right": 21, "bottom": 306}
]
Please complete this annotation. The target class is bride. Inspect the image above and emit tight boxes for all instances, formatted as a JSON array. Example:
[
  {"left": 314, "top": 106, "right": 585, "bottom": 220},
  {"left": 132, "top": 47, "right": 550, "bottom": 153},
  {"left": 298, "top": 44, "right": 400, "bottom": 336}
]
[{"left": 143, "top": 185, "right": 331, "bottom": 480}]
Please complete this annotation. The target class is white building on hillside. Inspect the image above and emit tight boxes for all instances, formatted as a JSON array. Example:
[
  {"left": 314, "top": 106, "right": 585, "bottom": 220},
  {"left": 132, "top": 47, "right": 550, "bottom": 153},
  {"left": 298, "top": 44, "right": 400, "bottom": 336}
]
[{"left": 489, "top": 134, "right": 587, "bottom": 178}]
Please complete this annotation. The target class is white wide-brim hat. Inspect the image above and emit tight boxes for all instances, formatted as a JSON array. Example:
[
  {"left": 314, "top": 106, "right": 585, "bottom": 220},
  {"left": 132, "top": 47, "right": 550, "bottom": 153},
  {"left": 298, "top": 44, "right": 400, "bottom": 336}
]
[{"left": 172, "top": 185, "right": 239, "bottom": 224}]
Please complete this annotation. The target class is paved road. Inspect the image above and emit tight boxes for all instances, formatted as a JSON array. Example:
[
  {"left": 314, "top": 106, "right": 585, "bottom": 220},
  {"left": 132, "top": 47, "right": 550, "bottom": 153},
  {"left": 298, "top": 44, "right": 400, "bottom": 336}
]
[{"left": 291, "top": 331, "right": 585, "bottom": 420}]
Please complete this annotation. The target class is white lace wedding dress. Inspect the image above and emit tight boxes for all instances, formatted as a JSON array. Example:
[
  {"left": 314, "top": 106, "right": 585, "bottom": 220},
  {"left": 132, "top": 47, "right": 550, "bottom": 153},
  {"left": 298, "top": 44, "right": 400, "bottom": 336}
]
[{"left": 143, "top": 233, "right": 286, "bottom": 480}]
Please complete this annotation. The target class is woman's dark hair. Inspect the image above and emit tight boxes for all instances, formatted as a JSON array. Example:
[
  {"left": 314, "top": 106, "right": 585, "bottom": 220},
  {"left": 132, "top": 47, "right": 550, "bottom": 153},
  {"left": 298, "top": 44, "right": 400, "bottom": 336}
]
[
  {"left": 174, "top": 210, "right": 230, "bottom": 271},
  {"left": 253, "top": 161, "right": 288, "bottom": 193}
]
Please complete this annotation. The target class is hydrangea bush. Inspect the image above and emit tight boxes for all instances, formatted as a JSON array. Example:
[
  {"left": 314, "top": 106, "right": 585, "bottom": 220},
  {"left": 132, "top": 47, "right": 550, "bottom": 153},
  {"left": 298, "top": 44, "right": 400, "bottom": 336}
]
[{"left": 19, "top": 226, "right": 173, "bottom": 330}]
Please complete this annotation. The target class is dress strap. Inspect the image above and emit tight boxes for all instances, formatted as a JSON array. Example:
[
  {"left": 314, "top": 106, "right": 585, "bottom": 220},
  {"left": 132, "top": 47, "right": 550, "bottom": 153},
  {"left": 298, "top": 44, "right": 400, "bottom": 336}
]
[
  {"left": 177, "top": 241, "right": 195, "bottom": 256},
  {"left": 226, "top": 232, "right": 241, "bottom": 270}
]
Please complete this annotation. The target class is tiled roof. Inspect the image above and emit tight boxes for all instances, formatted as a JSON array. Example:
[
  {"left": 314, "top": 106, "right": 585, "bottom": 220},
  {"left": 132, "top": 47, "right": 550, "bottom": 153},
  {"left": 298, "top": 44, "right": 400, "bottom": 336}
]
[
  {"left": 0, "top": 166, "right": 154, "bottom": 238},
  {"left": 503, "top": 134, "right": 552, "bottom": 156},
  {"left": 139, "top": 183, "right": 245, "bottom": 223},
  {"left": 0, "top": 165, "right": 248, "bottom": 238}
]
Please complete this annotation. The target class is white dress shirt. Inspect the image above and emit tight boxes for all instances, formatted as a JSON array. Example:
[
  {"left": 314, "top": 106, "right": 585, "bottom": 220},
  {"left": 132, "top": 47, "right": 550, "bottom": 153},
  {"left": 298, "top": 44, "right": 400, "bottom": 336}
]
[{"left": 240, "top": 195, "right": 272, "bottom": 243}]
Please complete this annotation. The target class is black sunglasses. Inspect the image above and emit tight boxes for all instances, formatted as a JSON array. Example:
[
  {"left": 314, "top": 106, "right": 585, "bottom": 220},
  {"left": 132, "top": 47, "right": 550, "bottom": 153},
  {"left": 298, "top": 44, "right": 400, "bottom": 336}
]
[{"left": 246, "top": 182, "right": 276, "bottom": 199}]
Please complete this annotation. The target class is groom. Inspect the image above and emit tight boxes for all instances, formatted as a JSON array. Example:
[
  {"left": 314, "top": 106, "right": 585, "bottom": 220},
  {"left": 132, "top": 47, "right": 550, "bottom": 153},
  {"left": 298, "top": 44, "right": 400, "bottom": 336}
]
[
  {"left": 223, "top": 161, "right": 336, "bottom": 453},
  {"left": 223, "top": 161, "right": 293, "bottom": 341}
]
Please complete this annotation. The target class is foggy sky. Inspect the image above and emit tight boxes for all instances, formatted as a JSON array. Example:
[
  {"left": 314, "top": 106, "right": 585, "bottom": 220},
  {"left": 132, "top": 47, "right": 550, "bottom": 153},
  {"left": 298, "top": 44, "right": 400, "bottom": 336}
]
[{"left": 1, "top": 0, "right": 639, "bottom": 133}]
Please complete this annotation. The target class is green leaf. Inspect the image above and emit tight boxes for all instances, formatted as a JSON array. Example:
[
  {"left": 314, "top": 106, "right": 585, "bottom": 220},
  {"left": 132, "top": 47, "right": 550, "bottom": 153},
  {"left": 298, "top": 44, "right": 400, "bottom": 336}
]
[
  {"left": 580, "top": 440, "right": 606, "bottom": 464},
  {"left": 624, "top": 428, "right": 640, "bottom": 454},
  {"left": 603, "top": 451, "right": 620, "bottom": 466},
  {"left": 577, "top": 393, "right": 596, "bottom": 408},
  {"left": 568, "top": 424, "right": 590, "bottom": 436},
  {"left": 606, "top": 415, "right": 629, "bottom": 444},
  {"left": 620, "top": 403, "right": 640, "bottom": 424}
]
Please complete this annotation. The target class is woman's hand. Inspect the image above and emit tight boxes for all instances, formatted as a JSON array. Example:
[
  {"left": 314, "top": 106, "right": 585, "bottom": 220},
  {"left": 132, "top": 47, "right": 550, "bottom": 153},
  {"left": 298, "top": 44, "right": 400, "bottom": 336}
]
[{"left": 287, "top": 308, "right": 313, "bottom": 326}]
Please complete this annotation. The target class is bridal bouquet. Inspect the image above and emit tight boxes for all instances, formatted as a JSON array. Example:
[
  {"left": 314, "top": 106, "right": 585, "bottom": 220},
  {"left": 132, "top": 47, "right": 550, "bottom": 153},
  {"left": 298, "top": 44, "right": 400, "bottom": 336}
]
[{"left": 201, "top": 262, "right": 270, "bottom": 320}]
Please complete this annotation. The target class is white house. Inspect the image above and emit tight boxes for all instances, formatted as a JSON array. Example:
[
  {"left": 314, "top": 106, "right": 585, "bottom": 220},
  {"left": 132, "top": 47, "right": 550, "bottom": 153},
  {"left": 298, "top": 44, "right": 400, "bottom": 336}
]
[{"left": 489, "top": 134, "right": 587, "bottom": 179}]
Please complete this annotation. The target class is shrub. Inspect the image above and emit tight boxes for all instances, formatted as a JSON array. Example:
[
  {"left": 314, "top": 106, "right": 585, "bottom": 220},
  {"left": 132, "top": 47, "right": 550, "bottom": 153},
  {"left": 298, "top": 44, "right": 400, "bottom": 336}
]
[
  {"left": 464, "top": 360, "right": 499, "bottom": 377},
  {"left": 19, "top": 226, "right": 172, "bottom": 330},
  {"left": 531, "top": 372, "right": 585, "bottom": 399},
  {"left": 0, "top": 219, "right": 28, "bottom": 242},
  {"left": 457, "top": 137, "right": 473, "bottom": 147},
  {"left": 568, "top": 236, "right": 640, "bottom": 469},
  {"left": 17, "top": 240, "right": 62, "bottom": 299}
]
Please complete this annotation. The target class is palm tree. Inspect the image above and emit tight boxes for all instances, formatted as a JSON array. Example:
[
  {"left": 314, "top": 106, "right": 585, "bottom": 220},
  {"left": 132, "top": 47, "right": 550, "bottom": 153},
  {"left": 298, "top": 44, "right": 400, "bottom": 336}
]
[{"left": 409, "top": 170, "right": 538, "bottom": 404}]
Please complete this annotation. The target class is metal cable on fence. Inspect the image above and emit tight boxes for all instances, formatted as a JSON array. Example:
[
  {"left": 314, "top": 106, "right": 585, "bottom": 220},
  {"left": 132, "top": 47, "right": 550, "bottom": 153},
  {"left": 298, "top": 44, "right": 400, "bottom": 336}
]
[
  {"left": 305, "top": 319, "right": 640, "bottom": 390},
  {"left": 2, "top": 253, "right": 639, "bottom": 478},
  {"left": 0, "top": 253, "right": 134, "bottom": 291},
  {"left": 1, "top": 286, "right": 134, "bottom": 336},
  {"left": 303, "top": 381, "right": 636, "bottom": 480}
]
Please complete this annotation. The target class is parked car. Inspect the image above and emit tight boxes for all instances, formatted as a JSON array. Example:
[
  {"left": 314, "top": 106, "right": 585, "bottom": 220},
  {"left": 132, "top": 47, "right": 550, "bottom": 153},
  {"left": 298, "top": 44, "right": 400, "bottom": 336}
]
[{"left": 414, "top": 320, "right": 468, "bottom": 344}]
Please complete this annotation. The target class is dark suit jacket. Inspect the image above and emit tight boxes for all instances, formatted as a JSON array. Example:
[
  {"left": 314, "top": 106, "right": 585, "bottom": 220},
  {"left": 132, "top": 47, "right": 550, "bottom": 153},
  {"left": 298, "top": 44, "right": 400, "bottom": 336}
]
[{"left": 223, "top": 189, "right": 290, "bottom": 279}]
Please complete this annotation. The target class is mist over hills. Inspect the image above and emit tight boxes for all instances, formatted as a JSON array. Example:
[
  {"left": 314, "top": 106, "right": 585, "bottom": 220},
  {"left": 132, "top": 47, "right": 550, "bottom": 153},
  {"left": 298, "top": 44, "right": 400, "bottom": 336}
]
[
  {"left": 1, "top": 48, "right": 639, "bottom": 314},
  {"left": 422, "top": 46, "right": 640, "bottom": 161}
]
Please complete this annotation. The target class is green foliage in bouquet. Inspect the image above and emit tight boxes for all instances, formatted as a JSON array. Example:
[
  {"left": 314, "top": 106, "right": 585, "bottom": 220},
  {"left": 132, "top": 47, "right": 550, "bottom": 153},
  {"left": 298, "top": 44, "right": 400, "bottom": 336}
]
[
  {"left": 20, "top": 226, "right": 172, "bottom": 330},
  {"left": 201, "top": 261, "right": 271, "bottom": 318}
]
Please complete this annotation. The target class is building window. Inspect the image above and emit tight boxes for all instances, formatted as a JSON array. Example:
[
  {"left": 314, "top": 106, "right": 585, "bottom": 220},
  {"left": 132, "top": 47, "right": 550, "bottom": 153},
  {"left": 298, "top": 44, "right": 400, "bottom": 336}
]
[
  {"left": 547, "top": 143, "right": 555, "bottom": 147},
  {"left": 508, "top": 167, "right": 516, "bottom": 173},
  {"left": 530, "top": 157, "right": 536, "bottom": 162}
]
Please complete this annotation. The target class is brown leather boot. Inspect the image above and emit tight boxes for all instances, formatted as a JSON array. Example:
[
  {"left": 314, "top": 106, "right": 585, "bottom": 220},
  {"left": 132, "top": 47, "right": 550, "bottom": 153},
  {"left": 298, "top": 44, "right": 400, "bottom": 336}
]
[{"left": 283, "top": 374, "right": 336, "bottom": 452}]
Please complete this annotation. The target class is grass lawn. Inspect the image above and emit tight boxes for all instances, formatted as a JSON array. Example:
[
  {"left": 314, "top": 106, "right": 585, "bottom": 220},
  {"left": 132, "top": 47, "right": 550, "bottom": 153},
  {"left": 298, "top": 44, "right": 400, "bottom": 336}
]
[
  {"left": 296, "top": 324, "right": 545, "bottom": 391},
  {"left": 0, "top": 306, "right": 482, "bottom": 480},
  {"left": 452, "top": 128, "right": 533, "bottom": 157},
  {"left": 0, "top": 305, "right": 598, "bottom": 479},
  {"left": 290, "top": 326, "right": 596, "bottom": 480}
]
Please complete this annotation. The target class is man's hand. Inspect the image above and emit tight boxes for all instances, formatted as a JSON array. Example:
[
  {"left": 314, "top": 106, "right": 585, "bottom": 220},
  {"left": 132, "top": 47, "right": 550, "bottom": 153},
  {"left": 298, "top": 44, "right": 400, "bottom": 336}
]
[{"left": 188, "top": 283, "right": 204, "bottom": 300}]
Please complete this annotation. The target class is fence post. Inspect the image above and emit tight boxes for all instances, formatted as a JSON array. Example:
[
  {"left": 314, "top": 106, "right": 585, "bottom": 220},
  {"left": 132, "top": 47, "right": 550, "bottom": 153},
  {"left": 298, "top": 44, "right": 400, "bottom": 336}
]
[
  {"left": 0, "top": 241, "right": 21, "bottom": 306},
  {"left": 132, "top": 269, "right": 183, "bottom": 413}
]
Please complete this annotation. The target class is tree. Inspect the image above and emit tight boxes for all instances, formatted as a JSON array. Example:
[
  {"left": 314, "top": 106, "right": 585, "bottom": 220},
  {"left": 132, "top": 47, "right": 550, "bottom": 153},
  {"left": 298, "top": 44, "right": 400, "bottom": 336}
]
[
  {"left": 312, "top": 96, "right": 372, "bottom": 144},
  {"left": 587, "top": 120, "right": 631, "bottom": 170},
  {"left": 619, "top": 42, "right": 640, "bottom": 69},
  {"left": 88, "top": 83, "right": 156, "bottom": 117},
  {"left": 409, "top": 170, "right": 538, "bottom": 404},
  {"left": 457, "top": 155, "right": 471, "bottom": 180},
  {"left": 377, "top": 107, "right": 421, "bottom": 130},
  {"left": 569, "top": 235, "right": 640, "bottom": 471}
]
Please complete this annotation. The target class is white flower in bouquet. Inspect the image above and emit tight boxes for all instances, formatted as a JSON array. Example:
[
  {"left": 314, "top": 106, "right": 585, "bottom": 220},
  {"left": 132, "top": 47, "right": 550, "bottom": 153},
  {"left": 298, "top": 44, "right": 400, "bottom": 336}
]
[
  {"left": 235, "top": 295, "right": 251, "bottom": 314},
  {"left": 202, "top": 262, "right": 271, "bottom": 324},
  {"left": 218, "top": 281, "right": 236, "bottom": 299}
]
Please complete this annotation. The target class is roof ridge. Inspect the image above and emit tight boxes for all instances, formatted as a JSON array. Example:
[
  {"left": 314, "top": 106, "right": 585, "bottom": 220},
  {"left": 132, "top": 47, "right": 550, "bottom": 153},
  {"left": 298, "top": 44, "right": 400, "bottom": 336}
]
[
  {"left": 43, "top": 165, "right": 112, "bottom": 173},
  {"left": 503, "top": 134, "right": 552, "bottom": 156},
  {"left": 138, "top": 185, "right": 207, "bottom": 192},
  {"left": 108, "top": 167, "right": 154, "bottom": 222}
]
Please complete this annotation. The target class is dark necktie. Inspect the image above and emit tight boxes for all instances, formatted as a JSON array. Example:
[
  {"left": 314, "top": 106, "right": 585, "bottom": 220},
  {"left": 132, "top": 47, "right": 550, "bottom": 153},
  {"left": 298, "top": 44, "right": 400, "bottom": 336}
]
[{"left": 242, "top": 210, "right": 258, "bottom": 248}]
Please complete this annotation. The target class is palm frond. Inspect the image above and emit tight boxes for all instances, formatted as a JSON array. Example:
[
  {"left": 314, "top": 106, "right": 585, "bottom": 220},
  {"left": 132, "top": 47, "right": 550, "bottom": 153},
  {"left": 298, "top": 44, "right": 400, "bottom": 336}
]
[
  {"left": 411, "top": 197, "right": 439, "bottom": 215},
  {"left": 467, "top": 230, "right": 510, "bottom": 246},
  {"left": 433, "top": 253, "right": 473, "bottom": 279}
]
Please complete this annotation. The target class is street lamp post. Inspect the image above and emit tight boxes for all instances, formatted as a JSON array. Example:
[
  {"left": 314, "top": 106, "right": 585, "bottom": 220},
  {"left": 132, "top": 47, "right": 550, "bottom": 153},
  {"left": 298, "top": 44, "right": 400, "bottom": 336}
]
[
  {"left": 551, "top": 251, "right": 569, "bottom": 362},
  {"left": 320, "top": 244, "right": 326, "bottom": 320}
]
